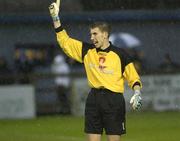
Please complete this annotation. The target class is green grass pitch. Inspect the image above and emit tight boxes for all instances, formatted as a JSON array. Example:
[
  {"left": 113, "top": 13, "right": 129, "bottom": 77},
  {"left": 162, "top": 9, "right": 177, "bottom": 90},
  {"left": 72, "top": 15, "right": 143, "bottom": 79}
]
[{"left": 0, "top": 112, "right": 180, "bottom": 141}]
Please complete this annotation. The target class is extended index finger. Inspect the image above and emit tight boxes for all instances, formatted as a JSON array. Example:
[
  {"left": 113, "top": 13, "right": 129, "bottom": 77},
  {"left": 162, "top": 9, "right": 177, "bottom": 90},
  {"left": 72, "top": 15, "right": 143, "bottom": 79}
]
[{"left": 56, "top": 0, "right": 60, "bottom": 7}]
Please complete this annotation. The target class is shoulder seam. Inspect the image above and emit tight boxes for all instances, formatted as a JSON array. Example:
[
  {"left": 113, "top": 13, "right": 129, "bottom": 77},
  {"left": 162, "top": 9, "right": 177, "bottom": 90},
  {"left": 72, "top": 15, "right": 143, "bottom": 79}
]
[
  {"left": 110, "top": 46, "right": 132, "bottom": 74},
  {"left": 82, "top": 42, "right": 94, "bottom": 61}
]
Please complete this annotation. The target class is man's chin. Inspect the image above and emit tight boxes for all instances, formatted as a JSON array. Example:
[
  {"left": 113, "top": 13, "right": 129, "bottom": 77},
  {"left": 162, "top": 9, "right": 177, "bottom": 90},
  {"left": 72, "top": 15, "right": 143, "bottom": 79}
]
[{"left": 94, "top": 45, "right": 100, "bottom": 48}]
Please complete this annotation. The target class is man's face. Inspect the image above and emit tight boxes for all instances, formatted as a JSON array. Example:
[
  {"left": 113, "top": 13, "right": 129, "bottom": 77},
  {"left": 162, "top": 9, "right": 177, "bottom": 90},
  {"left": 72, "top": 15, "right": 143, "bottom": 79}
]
[{"left": 90, "top": 27, "right": 108, "bottom": 48}]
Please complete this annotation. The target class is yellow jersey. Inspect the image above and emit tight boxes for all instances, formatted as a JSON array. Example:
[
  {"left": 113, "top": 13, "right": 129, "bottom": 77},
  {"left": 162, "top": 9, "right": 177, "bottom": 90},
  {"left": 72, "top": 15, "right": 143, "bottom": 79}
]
[{"left": 56, "top": 27, "right": 142, "bottom": 93}]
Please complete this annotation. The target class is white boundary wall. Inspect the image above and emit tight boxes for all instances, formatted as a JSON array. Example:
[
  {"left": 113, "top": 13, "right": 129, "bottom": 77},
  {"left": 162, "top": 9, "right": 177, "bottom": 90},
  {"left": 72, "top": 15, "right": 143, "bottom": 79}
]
[{"left": 0, "top": 85, "right": 36, "bottom": 119}]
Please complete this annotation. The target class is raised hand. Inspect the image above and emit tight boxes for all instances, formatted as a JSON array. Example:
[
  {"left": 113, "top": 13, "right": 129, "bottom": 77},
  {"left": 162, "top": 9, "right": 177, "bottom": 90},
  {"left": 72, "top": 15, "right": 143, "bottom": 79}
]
[{"left": 49, "top": 0, "right": 61, "bottom": 21}]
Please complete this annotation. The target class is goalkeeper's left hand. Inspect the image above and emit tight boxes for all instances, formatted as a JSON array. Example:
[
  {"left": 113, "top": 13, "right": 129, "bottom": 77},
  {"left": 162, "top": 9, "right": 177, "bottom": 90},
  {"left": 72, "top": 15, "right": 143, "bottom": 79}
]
[
  {"left": 49, "top": 0, "right": 60, "bottom": 22},
  {"left": 130, "top": 90, "right": 142, "bottom": 110}
]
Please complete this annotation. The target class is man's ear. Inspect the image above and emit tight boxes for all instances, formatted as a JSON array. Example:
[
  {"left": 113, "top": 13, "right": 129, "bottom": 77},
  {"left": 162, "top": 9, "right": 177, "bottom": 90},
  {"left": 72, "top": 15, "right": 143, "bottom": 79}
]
[{"left": 104, "top": 32, "right": 109, "bottom": 39}]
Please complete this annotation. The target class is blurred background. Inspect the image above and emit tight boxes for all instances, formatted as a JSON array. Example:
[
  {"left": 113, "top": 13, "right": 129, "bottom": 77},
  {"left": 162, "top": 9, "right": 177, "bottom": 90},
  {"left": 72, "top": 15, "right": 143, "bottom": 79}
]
[
  {"left": 0, "top": 0, "right": 180, "bottom": 141},
  {"left": 0, "top": 1, "right": 180, "bottom": 140}
]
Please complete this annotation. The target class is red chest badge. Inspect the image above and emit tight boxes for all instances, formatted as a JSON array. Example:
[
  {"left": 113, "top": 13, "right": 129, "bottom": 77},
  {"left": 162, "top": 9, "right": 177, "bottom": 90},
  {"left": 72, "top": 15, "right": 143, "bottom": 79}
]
[{"left": 99, "top": 57, "right": 107, "bottom": 71}]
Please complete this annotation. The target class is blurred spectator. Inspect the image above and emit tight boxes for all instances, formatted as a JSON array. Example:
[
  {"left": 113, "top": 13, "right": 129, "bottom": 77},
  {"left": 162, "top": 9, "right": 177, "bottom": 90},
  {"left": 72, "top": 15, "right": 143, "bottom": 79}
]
[
  {"left": 14, "top": 48, "right": 34, "bottom": 84},
  {"left": 158, "top": 53, "right": 180, "bottom": 73},
  {"left": 51, "top": 54, "right": 71, "bottom": 114},
  {"left": 110, "top": 32, "right": 147, "bottom": 74},
  {"left": 0, "top": 56, "right": 14, "bottom": 85},
  {"left": 34, "top": 50, "right": 45, "bottom": 66}
]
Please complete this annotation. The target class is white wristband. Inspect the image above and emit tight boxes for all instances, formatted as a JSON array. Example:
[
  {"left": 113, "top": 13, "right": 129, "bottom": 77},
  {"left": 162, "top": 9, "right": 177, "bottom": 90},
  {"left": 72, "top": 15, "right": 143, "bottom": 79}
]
[{"left": 52, "top": 16, "right": 60, "bottom": 22}]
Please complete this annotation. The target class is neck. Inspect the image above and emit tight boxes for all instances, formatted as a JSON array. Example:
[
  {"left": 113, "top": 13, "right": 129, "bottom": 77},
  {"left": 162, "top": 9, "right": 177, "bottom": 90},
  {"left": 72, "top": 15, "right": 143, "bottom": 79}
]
[{"left": 100, "top": 41, "right": 110, "bottom": 50}]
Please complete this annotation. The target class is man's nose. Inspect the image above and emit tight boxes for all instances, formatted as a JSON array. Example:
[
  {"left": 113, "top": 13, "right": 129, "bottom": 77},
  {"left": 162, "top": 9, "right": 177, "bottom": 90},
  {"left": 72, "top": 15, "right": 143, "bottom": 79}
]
[{"left": 90, "top": 36, "right": 94, "bottom": 41}]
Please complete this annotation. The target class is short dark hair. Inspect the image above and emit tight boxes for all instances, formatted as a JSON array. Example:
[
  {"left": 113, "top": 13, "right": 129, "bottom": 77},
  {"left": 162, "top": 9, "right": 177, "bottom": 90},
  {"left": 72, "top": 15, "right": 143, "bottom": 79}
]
[{"left": 89, "top": 22, "right": 111, "bottom": 36}]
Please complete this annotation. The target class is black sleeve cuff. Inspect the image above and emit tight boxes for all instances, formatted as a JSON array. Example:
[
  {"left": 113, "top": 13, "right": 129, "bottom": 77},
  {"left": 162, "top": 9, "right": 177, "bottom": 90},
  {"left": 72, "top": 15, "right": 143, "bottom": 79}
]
[
  {"left": 132, "top": 82, "right": 141, "bottom": 88},
  {"left": 55, "top": 26, "right": 64, "bottom": 33}
]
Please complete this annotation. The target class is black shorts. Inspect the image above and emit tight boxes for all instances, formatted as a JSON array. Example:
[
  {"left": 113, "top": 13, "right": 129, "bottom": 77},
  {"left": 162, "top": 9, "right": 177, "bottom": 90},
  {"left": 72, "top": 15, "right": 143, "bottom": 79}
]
[{"left": 84, "top": 88, "right": 126, "bottom": 135}]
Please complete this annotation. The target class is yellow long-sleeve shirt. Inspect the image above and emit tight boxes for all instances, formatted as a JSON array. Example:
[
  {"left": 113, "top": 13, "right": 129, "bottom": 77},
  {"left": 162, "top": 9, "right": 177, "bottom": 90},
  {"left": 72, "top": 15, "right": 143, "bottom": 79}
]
[{"left": 55, "top": 28, "right": 142, "bottom": 93}]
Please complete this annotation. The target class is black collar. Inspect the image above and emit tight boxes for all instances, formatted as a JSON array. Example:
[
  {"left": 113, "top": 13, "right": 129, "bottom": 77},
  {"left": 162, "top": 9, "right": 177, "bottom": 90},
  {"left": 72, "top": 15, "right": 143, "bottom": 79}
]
[{"left": 96, "top": 42, "right": 112, "bottom": 53}]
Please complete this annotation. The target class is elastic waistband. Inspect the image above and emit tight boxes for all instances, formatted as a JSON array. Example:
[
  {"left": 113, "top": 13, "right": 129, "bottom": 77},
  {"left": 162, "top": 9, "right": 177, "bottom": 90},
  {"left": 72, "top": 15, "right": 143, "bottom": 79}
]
[{"left": 91, "top": 88, "right": 122, "bottom": 95}]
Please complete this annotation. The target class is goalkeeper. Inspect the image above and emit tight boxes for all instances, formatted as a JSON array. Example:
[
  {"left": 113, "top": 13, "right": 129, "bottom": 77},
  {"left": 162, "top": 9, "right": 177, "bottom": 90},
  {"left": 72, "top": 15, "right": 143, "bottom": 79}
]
[{"left": 49, "top": 1, "right": 142, "bottom": 141}]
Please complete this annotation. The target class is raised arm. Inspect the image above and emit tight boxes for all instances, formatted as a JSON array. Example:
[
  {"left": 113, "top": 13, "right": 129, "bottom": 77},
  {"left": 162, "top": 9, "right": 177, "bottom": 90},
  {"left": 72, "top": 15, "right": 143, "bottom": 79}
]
[{"left": 49, "top": 0, "right": 84, "bottom": 63}]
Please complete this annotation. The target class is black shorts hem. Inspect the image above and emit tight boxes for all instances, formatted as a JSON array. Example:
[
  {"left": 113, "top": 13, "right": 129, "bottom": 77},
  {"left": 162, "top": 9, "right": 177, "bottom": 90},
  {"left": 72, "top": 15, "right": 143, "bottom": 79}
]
[
  {"left": 84, "top": 129, "right": 103, "bottom": 134},
  {"left": 85, "top": 129, "right": 126, "bottom": 135},
  {"left": 106, "top": 131, "right": 126, "bottom": 135}
]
